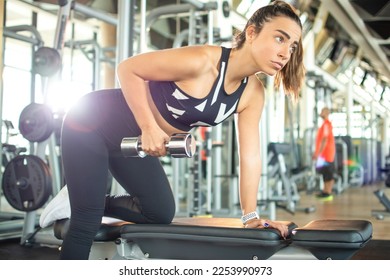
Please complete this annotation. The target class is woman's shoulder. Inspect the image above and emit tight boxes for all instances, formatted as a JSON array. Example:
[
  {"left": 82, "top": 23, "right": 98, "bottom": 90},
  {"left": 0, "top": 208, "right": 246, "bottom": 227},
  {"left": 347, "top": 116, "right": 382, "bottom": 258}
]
[
  {"left": 174, "top": 45, "right": 223, "bottom": 72},
  {"left": 247, "top": 74, "right": 265, "bottom": 92},
  {"left": 180, "top": 44, "right": 222, "bottom": 57},
  {"left": 236, "top": 75, "right": 265, "bottom": 113}
]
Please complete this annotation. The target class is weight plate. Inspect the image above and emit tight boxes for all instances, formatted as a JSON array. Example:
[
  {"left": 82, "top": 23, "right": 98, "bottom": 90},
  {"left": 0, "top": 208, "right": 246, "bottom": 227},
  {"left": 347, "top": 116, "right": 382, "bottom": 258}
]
[
  {"left": 19, "top": 103, "right": 54, "bottom": 143},
  {"left": 33, "top": 46, "right": 62, "bottom": 77},
  {"left": 2, "top": 155, "right": 52, "bottom": 212}
]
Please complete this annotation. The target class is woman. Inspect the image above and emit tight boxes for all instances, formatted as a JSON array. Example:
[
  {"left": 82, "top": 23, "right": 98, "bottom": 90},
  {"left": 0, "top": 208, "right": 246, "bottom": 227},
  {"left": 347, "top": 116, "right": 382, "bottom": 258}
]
[{"left": 44, "top": 0, "right": 305, "bottom": 259}]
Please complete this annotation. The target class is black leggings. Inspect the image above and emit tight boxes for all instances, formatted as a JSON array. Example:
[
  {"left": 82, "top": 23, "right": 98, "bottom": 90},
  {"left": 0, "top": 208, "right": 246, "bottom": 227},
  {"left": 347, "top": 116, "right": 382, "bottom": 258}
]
[{"left": 60, "top": 89, "right": 175, "bottom": 260}]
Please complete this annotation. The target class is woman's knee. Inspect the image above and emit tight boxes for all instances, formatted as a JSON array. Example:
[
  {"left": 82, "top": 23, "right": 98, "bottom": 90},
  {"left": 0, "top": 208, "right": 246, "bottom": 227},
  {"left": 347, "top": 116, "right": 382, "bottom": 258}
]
[{"left": 145, "top": 200, "right": 175, "bottom": 224}]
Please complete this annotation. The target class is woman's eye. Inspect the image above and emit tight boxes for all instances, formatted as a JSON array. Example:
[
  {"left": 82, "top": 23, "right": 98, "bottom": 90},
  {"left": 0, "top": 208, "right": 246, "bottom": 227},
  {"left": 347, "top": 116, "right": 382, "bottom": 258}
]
[
  {"left": 289, "top": 45, "right": 297, "bottom": 54},
  {"left": 275, "top": 36, "right": 283, "bottom": 43}
]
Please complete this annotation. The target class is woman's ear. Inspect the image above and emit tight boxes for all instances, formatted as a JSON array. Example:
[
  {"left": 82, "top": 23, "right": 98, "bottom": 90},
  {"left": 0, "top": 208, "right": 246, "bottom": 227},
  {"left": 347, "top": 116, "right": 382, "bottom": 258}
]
[{"left": 245, "top": 25, "right": 256, "bottom": 43}]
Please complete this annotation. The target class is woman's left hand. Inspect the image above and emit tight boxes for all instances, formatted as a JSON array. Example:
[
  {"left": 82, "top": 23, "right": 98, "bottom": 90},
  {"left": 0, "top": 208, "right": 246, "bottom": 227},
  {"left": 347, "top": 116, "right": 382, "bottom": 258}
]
[{"left": 244, "top": 219, "right": 289, "bottom": 239}]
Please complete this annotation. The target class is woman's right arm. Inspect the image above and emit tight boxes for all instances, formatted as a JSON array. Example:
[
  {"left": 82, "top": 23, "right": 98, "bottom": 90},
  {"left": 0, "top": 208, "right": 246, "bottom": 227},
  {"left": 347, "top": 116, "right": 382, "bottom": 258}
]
[
  {"left": 116, "top": 47, "right": 211, "bottom": 156},
  {"left": 117, "top": 57, "right": 168, "bottom": 156}
]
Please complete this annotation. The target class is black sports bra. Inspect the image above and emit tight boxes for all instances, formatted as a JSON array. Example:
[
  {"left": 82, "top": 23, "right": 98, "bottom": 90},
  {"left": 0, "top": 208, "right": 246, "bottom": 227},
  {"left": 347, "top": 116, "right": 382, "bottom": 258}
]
[{"left": 149, "top": 47, "right": 248, "bottom": 131}]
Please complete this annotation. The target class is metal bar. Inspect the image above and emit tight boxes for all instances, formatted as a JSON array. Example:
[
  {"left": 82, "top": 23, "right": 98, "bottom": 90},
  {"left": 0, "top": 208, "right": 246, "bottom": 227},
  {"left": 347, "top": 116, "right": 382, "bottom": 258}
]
[
  {"left": 73, "top": 1, "right": 118, "bottom": 26},
  {"left": 3, "top": 25, "right": 44, "bottom": 46},
  {"left": 146, "top": 4, "right": 193, "bottom": 31},
  {"left": 116, "top": 0, "right": 135, "bottom": 65},
  {"left": 139, "top": 0, "right": 147, "bottom": 53}
]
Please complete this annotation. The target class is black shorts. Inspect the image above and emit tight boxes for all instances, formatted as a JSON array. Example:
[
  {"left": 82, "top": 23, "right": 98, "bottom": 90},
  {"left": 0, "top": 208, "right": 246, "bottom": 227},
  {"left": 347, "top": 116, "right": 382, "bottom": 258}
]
[{"left": 316, "top": 161, "right": 335, "bottom": 182}]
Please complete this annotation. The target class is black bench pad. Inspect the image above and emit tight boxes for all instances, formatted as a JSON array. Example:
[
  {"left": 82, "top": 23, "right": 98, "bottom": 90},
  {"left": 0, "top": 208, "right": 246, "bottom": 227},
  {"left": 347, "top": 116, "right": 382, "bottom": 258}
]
[
  {"left": 120, "top": 217, "right": 296, "bottom": 260},
  {"left": 53, "top": 218, "right": 125, "bottom": 242},
  {"left": 53, "top": 217, "right": 373, "bottom": 260},
  {"left": 291, "top": 219, "right": 372, "bottom": 259}
]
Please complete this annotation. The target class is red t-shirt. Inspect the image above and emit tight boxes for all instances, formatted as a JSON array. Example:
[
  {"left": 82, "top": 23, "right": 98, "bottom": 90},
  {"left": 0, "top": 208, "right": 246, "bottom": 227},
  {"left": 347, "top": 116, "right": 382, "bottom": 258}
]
[{"left": 315, "top": 119, "right": 335, "bottom": 162}]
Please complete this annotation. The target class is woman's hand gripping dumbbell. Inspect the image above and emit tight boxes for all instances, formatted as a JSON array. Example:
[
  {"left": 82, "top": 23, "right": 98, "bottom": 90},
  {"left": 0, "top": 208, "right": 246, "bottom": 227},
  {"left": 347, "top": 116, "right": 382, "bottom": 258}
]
[{"left": 121, "top": 133, "right": 196, "bottom": 158}]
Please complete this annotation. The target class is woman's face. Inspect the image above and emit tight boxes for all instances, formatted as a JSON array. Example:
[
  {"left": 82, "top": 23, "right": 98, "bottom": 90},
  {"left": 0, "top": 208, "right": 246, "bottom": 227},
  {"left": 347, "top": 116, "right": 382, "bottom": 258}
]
[{"left": 248, "top": 16, "right": 302, "bottom": 76}]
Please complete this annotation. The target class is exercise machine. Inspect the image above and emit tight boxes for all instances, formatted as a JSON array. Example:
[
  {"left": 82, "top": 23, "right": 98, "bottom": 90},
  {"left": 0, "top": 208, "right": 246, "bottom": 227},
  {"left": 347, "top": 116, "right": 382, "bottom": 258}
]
[
  {"left": 372, "top": 156, "right": 390, "bottom": 220},
  {"left": 265, "top": 142, "right": 315, "bottom": 216},
  {"left": 53, "top": 217, "right": 372, "bottom": 260},
  {"left": 372, "top": 190, "right": 390, "bottom": 220}
]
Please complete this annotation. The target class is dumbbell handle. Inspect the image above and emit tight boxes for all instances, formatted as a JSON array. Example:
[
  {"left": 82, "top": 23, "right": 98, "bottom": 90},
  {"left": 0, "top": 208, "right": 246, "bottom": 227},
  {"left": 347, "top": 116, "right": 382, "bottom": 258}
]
[{"left": 121, "top": 133, "right": 196, "bottom": 158}]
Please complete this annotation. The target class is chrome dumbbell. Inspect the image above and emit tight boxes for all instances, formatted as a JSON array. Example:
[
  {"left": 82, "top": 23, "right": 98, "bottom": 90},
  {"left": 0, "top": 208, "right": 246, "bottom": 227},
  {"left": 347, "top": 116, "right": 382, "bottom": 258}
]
[{"left": 121, "top": 133, "right": 196, "bottom": 158}]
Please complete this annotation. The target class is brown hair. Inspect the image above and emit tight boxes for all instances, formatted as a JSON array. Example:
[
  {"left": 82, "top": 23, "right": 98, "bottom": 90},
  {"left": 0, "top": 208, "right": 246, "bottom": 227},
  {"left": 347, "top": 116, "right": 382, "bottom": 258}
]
[{"left": 234, "top": 0, "right": 305, "bottom": 100}]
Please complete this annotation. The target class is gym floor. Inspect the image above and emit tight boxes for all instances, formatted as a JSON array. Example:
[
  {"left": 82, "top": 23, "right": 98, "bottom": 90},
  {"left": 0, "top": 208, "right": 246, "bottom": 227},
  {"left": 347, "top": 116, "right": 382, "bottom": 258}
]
[{"left": 0, "top": 182, "right": 389, "bottom": 260}]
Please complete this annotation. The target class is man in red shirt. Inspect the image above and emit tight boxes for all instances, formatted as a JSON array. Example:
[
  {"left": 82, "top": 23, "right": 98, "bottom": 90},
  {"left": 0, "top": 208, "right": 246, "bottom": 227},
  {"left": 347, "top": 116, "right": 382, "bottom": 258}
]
[{"left": 313, "top": 107, "right": 335, "bottom": 201}]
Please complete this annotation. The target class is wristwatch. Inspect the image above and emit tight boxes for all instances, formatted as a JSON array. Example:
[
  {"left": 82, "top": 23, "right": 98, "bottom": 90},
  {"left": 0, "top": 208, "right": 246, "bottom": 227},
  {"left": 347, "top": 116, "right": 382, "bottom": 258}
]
[{"left": 241, "top": 211, "right": 259, "bottom": 224}]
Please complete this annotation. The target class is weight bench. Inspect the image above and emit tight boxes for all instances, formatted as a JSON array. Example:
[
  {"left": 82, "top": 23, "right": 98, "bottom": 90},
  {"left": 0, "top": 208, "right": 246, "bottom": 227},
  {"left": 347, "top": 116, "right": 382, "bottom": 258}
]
[
  {"left": 53, "top": 217, "right": 372, "bottom": 260},
  {"left": 119, "top": 218, "right": 296, "bottom": 260}
]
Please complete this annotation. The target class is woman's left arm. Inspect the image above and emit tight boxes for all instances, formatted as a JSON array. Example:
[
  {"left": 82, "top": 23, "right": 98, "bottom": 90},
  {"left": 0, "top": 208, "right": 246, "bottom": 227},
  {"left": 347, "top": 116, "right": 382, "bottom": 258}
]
[
  {"left": 235, "top": 79, "right": 264, "bottom": 218},
  {"left": 236, "top": 78, "right": 288, "bottom": 238}
]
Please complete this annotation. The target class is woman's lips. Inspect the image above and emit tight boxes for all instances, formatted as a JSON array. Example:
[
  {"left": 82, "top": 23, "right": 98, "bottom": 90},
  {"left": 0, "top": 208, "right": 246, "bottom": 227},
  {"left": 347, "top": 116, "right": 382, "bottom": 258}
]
[{"left": 271, "top": 61, "right": 283, "bottom": 70}]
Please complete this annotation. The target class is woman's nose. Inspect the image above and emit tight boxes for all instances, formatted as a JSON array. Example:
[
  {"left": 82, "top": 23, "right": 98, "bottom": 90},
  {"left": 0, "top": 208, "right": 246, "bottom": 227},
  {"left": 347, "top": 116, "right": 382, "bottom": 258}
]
[{"left": 278, "top": 46, "right": 290, "bottom": 60}]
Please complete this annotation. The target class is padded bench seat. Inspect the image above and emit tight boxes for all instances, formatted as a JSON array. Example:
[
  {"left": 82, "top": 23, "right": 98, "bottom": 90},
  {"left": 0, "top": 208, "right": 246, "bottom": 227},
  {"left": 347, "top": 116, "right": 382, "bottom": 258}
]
[
  {"left": 120, "top": 217, "right": 296, "bottom": 260},
  {"left": 291, "top": 219, "right": 372, "bottom": 259},
  {"left": 53, "top": 218, "right": 126, "bottom": 242},
  {"left": 53, "top": 217, "right": 373, "bottom": 260}
]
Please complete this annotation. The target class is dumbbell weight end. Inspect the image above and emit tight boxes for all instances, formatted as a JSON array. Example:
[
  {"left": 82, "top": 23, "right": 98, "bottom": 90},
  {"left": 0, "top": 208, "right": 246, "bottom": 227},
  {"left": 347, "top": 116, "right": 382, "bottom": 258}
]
[
  {"left": 167, "top": 133, "right": 196, "bottom": 158},
  {"left": 121, "top": 133, "right": 196, "bottom": 158},
  {"left": 121, "top": 136, "right": 147, "bottom": 157}
]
